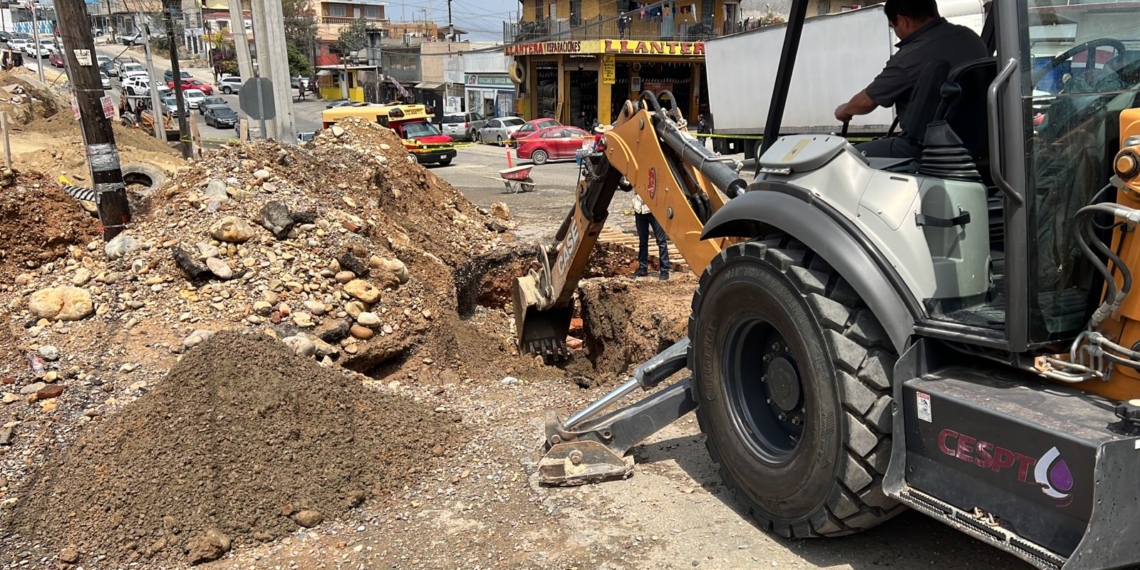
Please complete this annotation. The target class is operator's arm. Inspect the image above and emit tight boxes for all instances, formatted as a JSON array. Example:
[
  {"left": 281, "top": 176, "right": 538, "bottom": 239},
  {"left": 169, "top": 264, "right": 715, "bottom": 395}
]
[
  {"left": 834, "top": 90, "right": 877, "bottom": 122},
  {"left": 835, "top": 52, "right": 911, "bottom": 122}
]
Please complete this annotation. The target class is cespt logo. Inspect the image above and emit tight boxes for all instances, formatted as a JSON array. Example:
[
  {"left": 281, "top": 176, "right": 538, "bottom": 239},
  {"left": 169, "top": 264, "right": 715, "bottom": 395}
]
[{"left": 1034, "top": 447, "right": 1074, "bottom": 507}]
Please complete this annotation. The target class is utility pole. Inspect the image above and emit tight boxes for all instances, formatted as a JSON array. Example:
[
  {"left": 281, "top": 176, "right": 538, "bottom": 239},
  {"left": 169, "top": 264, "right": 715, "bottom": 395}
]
[
  {"left": 55, "top": 0, "right": 131, "bottom": 239},
  {"left": 249, "top": 0, "right": 275, "bottom": 138},
  {"left": 29, "top": 2, "right": 44, "bottom": 85},
  {"left": 447, "top": 0, "right": 453, "bottom": 41},
  {"left": 260, "top": 0, "right": 295, "bottom": 142},
  {"left": 139, "top": 14, "right": 162, "bottom": 140},
  {"left": 162, "top": 0, "right": 190, "bottom": 158},
  {"left": 225, "top": 0, "right": 252, "bottom": 80}
]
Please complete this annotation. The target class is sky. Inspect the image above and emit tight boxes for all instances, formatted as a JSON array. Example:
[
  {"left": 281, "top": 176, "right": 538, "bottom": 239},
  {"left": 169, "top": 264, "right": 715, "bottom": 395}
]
[{"left": 390, "top": 0, "right": 519, "bottom": 41}]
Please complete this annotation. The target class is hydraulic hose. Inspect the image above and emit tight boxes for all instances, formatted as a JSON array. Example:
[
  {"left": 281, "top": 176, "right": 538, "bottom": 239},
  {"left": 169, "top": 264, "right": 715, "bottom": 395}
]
[{"left": 639, "top": 89, "right": 748, "bottom": 198}]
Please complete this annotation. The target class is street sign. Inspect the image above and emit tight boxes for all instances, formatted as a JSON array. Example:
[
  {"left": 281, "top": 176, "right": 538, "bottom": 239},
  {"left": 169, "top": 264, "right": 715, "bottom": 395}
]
[{"left": 238, "top": 78, "right": 276, "bottom": 121}]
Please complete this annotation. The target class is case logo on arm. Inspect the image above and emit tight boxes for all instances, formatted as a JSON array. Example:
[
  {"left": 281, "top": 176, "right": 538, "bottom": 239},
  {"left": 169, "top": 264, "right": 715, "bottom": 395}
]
[{"left": 647, "top": 168, "right": 657, "bottom": 200}]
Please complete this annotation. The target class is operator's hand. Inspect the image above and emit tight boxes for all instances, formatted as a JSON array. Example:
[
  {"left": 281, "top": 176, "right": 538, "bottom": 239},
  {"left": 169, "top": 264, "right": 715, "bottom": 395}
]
[{"left": 834, "top": 103, "right": 854, "bottom": 123}]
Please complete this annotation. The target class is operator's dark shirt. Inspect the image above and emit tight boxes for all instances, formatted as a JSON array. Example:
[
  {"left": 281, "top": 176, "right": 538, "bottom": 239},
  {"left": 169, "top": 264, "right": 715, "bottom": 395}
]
[{"left": 864, "top": 18, "right": 988, "bottom": 135}]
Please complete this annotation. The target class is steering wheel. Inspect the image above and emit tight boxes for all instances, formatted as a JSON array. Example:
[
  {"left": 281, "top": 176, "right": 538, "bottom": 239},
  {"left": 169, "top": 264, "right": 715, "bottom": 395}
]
[{"left": 1034, "top": 37, "right": 1128, "bottom": 88}]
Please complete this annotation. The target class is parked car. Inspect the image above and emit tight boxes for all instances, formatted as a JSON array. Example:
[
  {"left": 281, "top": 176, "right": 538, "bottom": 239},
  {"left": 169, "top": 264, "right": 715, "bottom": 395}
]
[
  {"left": 24, "top": 41, "right": 51, "bottom": 58},
  {"left": 119, "top": 62, "right": 148, "bottom": 80},
  {"left": 0, "top": 32, "right": 10, "bottom": 43},
  {"left": 297, "top": 131, "right": 316, "bottom": 144},
  {"left": 509, "top": 118, "right": 561, "bottom": 145},
  {"left": 119, "top": 33, "right": 144, "bottom": 46},
  {"left": 6, "top": 34, "right": 31, "bottom": 52},
  {"left": 218, "top": 76, "right": 242, "bottom": 94},
  {"left": 181, "top": 89, "right": 205, "bottom": 109},
  {"left": 197, "top": 96, "right": 226, "bottom": 115},
  {"left": 98, "top": 72, "right": 110, "bottom": 90},
  {"left": 477, "top": 117, "right": 525, "bottom": 146},
  {"left": 204, "top": 105, "right": 238, "bottom": 128},
  {"left": 168, "top": 78, "right": 213, "bottom": 95},
  {"left": 163, "top": 69, "right": 192, "bottom": 83},
  {"left": 48, "top": 51, "right": 64, "bottom": 68},
  {"left": 290, "top": 76, "right": 310, "bottom": 91},
  {"left": 161, "top": 96, "right": 181, "bottom": 117},
  {"left": 515, "top": 126, "right": 593, "bottom": 165},
  {"left": 124, "top": 78, "right": 166, "bottom": 96},
  {"left": 440, "top": 112, "right": 486, "bottom": 142}
]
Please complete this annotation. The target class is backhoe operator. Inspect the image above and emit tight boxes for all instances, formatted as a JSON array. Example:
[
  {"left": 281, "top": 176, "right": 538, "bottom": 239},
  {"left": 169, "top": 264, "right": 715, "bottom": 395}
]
[{"left": 833, "top": 0, "right": 987, "bottom": 159}]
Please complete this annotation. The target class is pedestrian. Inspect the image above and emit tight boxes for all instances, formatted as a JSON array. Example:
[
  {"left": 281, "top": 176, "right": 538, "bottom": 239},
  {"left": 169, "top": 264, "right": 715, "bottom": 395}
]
[
  {"left": 618, "top": 11, "right": 628, "bottom": 39},
  {"left": 697, "top": 113, "right": 711, "bottom": 149},
  {"left": 577, "top": 110, "right": 588, "bottom": 130},
  {"left": 298, "top": 82, "right": 306, "bottom": 101},
  {"left": 632, "top": 193, "right": 670, "bottom": 280}
]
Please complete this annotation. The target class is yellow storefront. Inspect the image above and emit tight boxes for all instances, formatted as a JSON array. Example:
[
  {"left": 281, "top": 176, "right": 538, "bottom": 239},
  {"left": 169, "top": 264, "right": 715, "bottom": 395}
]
[{"left": 507, "top": 39, "right": 708, "bottom": 127}]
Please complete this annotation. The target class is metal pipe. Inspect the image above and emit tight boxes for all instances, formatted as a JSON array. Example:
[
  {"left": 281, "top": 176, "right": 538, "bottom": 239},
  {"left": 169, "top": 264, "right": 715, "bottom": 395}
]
[
  {"left": 654, "top": 113, "right": 747, "bottom": 197},
  {"left": 564, "top": 378, "right": 640, "bottom": 430}
]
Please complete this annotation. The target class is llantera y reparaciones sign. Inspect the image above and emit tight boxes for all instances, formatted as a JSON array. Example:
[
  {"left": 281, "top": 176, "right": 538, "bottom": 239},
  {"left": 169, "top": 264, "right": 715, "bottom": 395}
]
[{"left": 505, "top": 39, "right": 706, "bottom": 57}]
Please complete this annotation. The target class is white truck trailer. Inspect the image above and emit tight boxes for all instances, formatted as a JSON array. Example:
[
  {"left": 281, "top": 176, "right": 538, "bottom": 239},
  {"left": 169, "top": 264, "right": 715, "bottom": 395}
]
[{"left": 704, "top": 1, "right": 985, "bottom": 156}]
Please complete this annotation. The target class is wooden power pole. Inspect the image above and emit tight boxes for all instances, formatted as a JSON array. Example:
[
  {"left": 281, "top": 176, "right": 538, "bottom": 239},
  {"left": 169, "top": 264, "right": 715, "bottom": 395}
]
[
  {"left": 55, "top": 0, "right": 131, "bottom": 240},
  {"left": 163, "top": 0, "right": 191, "bottom": 158}
]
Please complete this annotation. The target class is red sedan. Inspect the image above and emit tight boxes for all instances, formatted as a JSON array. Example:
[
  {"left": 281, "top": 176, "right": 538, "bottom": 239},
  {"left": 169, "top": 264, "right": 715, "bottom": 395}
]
[
  {"left": 509, "top": 118, "right": 561, "bottom": 145},
  {"left": 168, "top": 78, "right": 213, "bottom": 95},
  {"left": 48, "top": 51, "right": 65, "bottom": 68},
  {"left": 515, "top": 126, "right": 592, "bottom": 165}
]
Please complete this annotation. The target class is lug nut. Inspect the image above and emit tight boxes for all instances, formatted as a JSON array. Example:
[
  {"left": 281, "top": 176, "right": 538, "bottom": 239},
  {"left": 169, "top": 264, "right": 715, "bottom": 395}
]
[{"left": 569, "top": 450, "right": 583, "bottom": 465}]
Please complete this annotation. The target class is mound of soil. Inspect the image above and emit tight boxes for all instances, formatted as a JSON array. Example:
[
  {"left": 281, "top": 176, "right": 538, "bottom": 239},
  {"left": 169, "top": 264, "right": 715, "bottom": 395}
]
[
  {"left": 0, "top": 170, "right": 100, "bottom": 281},
  {"left": 2, "top": 331, "right": 454, "bottom": 566}
]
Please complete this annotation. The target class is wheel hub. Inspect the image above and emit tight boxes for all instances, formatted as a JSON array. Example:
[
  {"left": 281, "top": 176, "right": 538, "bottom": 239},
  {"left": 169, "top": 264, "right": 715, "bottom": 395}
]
[{"left": 766, "top": 356, "right": 801, "bottom": 413}]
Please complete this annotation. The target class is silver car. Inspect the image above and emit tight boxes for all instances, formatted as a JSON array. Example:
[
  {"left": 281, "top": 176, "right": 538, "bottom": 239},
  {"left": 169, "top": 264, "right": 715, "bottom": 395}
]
[
  {"left": 441, "top": 112, "right": 487, "bottom": 142},
  {"left": 477, "top": 116, "right": 525, "bottom": 146}
]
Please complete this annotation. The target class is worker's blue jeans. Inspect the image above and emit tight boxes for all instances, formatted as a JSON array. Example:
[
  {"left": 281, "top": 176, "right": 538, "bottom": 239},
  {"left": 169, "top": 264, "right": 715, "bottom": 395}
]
[{"left": 635, "top": 212, "right": 670, "bottom": 272}]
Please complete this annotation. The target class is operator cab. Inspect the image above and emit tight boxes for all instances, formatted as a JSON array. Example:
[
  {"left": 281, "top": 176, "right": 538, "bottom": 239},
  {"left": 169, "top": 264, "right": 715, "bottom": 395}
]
[{"left": 757, "top": 0, "right": 1140, "bottom": 354}]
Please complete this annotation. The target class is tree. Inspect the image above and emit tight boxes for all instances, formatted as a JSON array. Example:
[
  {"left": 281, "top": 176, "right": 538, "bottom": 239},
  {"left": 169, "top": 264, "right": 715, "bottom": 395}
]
[
  {"left": 336, "top": 18, "right": 369, "bottom": 60},
  {"left": 282, "top": 0, "right": 318, "bottom": 66},
  {"left": 287, "top": 44, "right": 312, "bottom": 78}
]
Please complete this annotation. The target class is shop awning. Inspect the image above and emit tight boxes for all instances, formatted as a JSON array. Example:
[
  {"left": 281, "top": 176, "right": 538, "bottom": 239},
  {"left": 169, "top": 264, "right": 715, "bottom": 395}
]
[
  {"left": 316, "top": 69, "right": 333, "bottom": 76},
  {"left": 414, "top": 82, "right": 444, "bottom": 90}
]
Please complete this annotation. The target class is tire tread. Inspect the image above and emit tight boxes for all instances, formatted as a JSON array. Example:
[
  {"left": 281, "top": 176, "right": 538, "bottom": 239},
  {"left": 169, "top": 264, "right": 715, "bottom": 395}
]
[{"left": 690, "top": 236, "right": 902, "bottom": 538}]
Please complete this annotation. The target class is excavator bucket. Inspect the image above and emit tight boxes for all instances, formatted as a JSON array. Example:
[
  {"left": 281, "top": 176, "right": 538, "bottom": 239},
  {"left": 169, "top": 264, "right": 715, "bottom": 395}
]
[{"left": 512, "top": 271, "right": 572, "bottom": 360}]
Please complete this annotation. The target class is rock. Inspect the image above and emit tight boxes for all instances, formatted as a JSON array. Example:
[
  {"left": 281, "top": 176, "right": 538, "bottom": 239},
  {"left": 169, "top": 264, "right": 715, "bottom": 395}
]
[
  {"left": 373, "top": 257, "right": 410, "bottom": 284},
  {"left": 173, "top": 246, "right": 212, "bottom": 280},
  {"left": 29, "top": 287, "right": 93, "bottom": 321},
  {"left": 15, "top": 273, "right": 32, "bottom": 286},
  {"left": 334, "top": 271, "right": 356, "bottom": 284},
  {"left": 259, "top": 201, "right": 295, "bottom": 240},
  {"left": 2, "top": 393, "right": 18, "bottom": 404},
  {"left": 331, "top": 125, "right": 345, "bottom": 137},
  {"left": 380, "top": 143, "right": 392, "bottom": 151},
  {"left": 37, "top": 384, "right": 64, "bottom": 399},
  {"left": 58, "top": 547, "right": 79, "bottom": 564},
  {"left": 105, "top": 234, "right": 143, "bottom": 260},
  {"left": 196, "top": 241, "right": 220, "bottom": 259},
  {"left": 290, "top": 210, "right": 317, "bottom": 224},
  {"left": 209, "top": 216, "right": 255, "bottom": 243},
  {"left": 357, "top": 312, "right": 381, "bottom": 327},
  {"left": 491, "top": 202, "right": 512, "bottom": 220},
  {"left": 253, "top": 301, "right": 273, "bottom": 315},
  {"left": 206, "top": 257, "right": 233, "bottom": 280},
  {"left": 20, "top": 382, "right": 46, "bottom": 395},
  {"left": 337, "top": 252, "right": 370, "bottom": 277},
  {"left": 349, "top": 324, "right": 374, "bottom": 340},
  {"left": 313, "top": 338, "right": 338, "bottom": 356},
  {"left": 203, "top": 179, "right": 229, "bottom": 202},
  {"left": 315, "top": 319, "right": 351, "bottom": 343},
  {"left": 0, "top": 426, "right": 12, "bottom": 446},
  {"left": 38, "top": 345, "right": 60, "bottom": 361},
  {"left": 303, "top": 300, "right": 327, "bottom": 316},
  {"left": 186, "top": 529, "right": 230, "bottom": 565},
  {"left": 72, "top": 267, "right": 92, "bottom": 286},
  {"left": 344, "top": 279, "right": 381, "bottom": 304},
  {"left": 282, "top": 335, "right": 316, "bottom": 358},
  {"left": 345, "top": 301, "right": 365, "bottom": 319},
  {"left": 292, "top": 312, "right": 314, "bottom": 328},
  {"left": 183, "top": 329, "right": 215, "bottom": 348},
  {"left": 292, "top": 510, "right": 323, "bottom": 528},
  {"left": 43, "top": 371, "right": 58, "bottom": 383},
  {"left": 501, "top": 376, "right": 520, "bottom": 385},
  {"left": 566, "top": 337, "right": 584, "bottom": 350},
  {"left": 253, "top": 168, "right": 272, "bottom": 181},
  {"left": 342, "top": 196, "right": 357, "bottom": 208}
]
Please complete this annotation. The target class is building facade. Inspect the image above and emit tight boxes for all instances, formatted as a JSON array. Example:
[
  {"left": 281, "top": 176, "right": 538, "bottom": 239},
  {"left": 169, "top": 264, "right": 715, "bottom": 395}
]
[
  {"left": 505, "top": 0, "right": 742, "bottom": 125},
  {"left": 462, "top": 49, "right": 513, "bottom": 118}
]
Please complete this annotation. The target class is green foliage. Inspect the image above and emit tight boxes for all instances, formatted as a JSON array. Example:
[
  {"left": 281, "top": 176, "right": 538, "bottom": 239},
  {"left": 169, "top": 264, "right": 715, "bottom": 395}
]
[
  {"left": 282, "top": 0, "right": 318, "bottom": 65},
  {"left": 287, "top": 44, "right": 312, "bottom": 77},
  {"left": 336, "top": 18, "right": 369, "bottom": 55},
  {"left": 219, "top": 59, "right": 239, "bottom": 76}
]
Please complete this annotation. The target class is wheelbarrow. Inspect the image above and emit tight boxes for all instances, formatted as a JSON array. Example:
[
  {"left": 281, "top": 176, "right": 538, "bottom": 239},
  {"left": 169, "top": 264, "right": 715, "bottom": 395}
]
[{"left": 489, "top": 165, "right": 536, "bottom": 194}]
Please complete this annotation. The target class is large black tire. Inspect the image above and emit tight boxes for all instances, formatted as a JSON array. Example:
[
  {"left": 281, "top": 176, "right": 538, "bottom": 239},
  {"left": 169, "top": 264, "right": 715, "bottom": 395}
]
[{"left": 689, "top": 237, "right": 903, "bottom": 538}]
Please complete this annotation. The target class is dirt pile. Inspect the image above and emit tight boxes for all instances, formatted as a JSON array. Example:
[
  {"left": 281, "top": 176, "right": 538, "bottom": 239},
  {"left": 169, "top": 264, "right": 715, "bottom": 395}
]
[
  {"left": 577, "top": 276, "right": 697, "bottom": 381},
  {"left": 14, "top": 113, "right": 183, "bottom": 177},
  {"left": 2, "top": 330, "right": 454, "bottom": 566},
  {"left": 0, "top": 169, "right": 100, "bottom": 282},
  {"left": 0, "top": 69, "right": 64, "bottom": 126}
]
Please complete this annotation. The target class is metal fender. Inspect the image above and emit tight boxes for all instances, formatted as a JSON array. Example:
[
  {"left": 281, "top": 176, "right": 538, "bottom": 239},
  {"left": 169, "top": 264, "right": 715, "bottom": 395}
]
[{"left": 700, "top": 183, "right": 922, "bottom": 353}]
